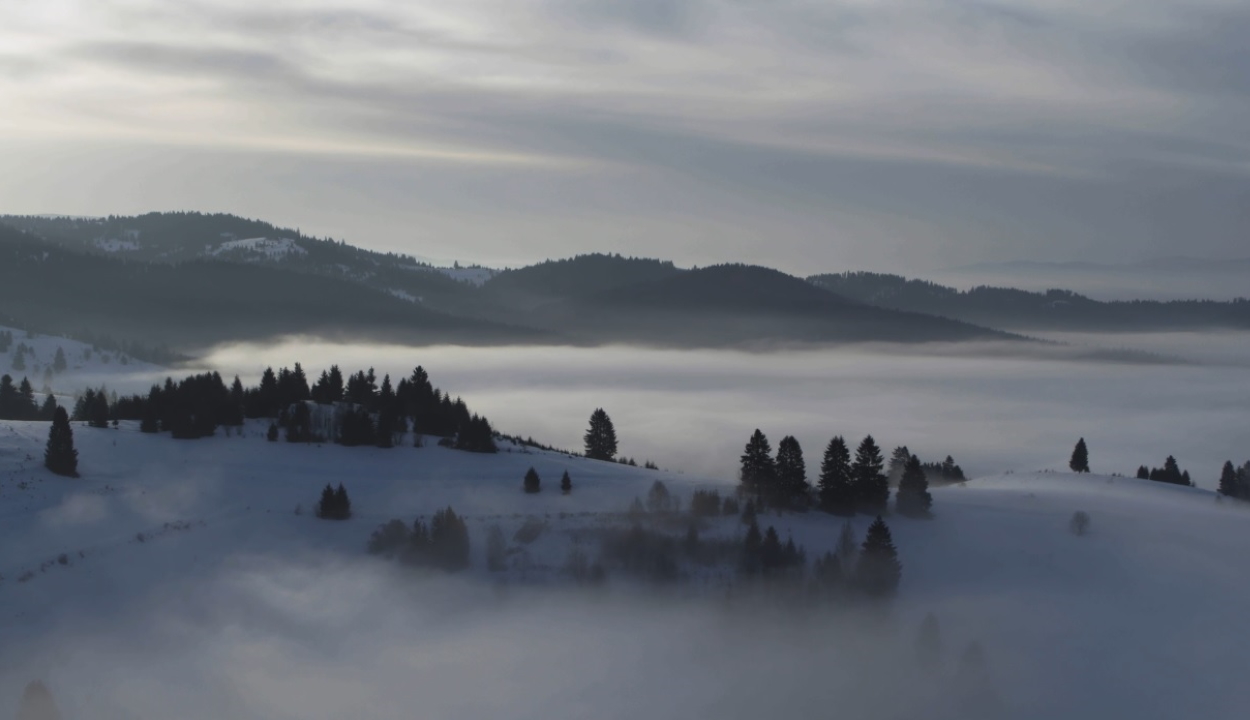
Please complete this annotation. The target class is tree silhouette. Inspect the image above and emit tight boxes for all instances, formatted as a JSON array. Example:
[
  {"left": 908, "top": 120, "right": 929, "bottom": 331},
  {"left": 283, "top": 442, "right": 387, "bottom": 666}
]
[
  {"left": 855, "top": 516, "right": 901, "bottom": 599},
  {"left": 44, "top": 407, "right": 78, "bottom": 477},
  {"left": 852, "top": 435, "right": 889, "bottom": 515},
  {"left": 560, "top": 470, "right": 573, "bottom": 495},
  {"left": 1069, "top": 438, "right": 1090, "bottom": 473},
  {"left": 739, "top": 429, "right": 776, "bottom": 505},
  {"left": 896, "top": 455, "right": 933, "bottom": 518},
  {"left": 523, "top": 467, "right": 542, "bottom": 494},
  {"left": 583, "top": 408, "right": 618, "bottom": 460},
  {"left": 775, "top": 435, "right": 809, "bottom": 508}
]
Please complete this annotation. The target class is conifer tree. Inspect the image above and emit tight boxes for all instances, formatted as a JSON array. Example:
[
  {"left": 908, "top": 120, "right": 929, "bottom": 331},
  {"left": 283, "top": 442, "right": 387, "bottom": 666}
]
[
  {"left": 40, "top": 393, "right": 57, "bottom": 421},
  {"left": 523, "top": 467, "right": 542, "bottom": 494},
  {"left": 855, "top": 516, "right": 902, "bottom": 599},
  {"left": 852, "top": 435, "right": 889, "bottom": 515},
  {"left": 760, "top": 526, "right": 783, "bottom": 573},
  {"left": 739, "top": 429, "right": 776, "bottom": 505},
  {"left": 896, "top": 455, "right": 933, "bottom": 518},
  {"left": 53, "top": 347, "right": 67, "bottom": 373},
  {"left": 775, "top": 435, "right": 809, "bottom": 508},
  {"left": 333, "top": 483, "right": 351, "bottom": 519},
  {"left": 1136, "top": 465, "right": 1150, "bottom": 480},
  {"left": 888, "top": 445, "right": 912, "bottom": 484},
  {"left": 835, "top": 519, "right": 859, "bottom": 574},
  {"left": 18, "top": 377, "right": 37, "bottom": 419},
  {"left": 560, "top": 470, "right": 572, "bottom": 495},
  {"left": 44, "top": 407, "right": 78, "bottom": 477},
  {"left": 1069, "top": 438, "right": 1090, "bottom": 473},
  {"left": 583, "top": 408, "right": 618, "bottom": 461},
  {"left": 1219, "top": 461, "right": 1238, "bottom": 497}
]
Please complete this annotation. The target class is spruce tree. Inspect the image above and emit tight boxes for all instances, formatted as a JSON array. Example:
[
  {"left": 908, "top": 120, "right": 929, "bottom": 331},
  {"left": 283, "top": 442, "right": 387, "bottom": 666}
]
[
  {"left": 523, "top": 467, "right": 542, "bottom": 494},
  {"left": 887, "top": 445, "right": 912, "bottom": 484},
  {"left": 896, "top": 455, "right": 933, "bottom": 518},
  {"left": 0, "top": 373, "right": 15, "bottom": 419},
  {"left": 855, "top": 516, "right": 902, "bottom": 599},
  {"left": 739, "top": 429, "right": 776, "bottom": 505},
  {"left": 1219, "top": 461, "right": 1238, "bottom": 497},
  {"left": 1069, "top": 438, "right": 1090, "bottom": 473},
  {"left": 775, "top": 435, "right": 809, "bottom": 508},
  {"left": 560, "top": 470, "right": 573, "bottom": 495},
  {"left": 583, "top": 408, "right": 618, "bottom": 461},
  {"left": 53, "top": 346, "right": 67, "bottom": 373},
  {"left": 40, "top": 393, "right": 57, "bottom": 421},
  {"left": 333, "top": 483, "right": 351, "bottom": 519},
  {"left": 852, "top": 435, "right": 889, "bottom": 515},
  {"left": 44, "top": 407, "right": 79, "bottom": 477},
  {"left": 1136, "top": 465, "right": 1150, "bottom": 480}
]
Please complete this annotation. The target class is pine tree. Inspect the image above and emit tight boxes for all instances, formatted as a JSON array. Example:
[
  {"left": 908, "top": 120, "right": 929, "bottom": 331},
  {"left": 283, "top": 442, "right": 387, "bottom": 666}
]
[
  {"left": 583, "top": 408, "right": 618, "bottom": 461},
  {"left": 0, "top": 374, "right": 17, "bottom": 419},
  {"left": 40, "top": 393, "right": 57, "bottom": 421},
  {"left": 523, "top": 467, "right": 542, "bottom": 494},
  {"left": 53, "top": 347, "right": 67, "bottom": 373},
  {"left": 18, "top": 377, "right": 37, "bottom": 419},
  {"left": 1218, "top": 461, "right": 1238, "bottom": 497},
  {"left": 774, "top": 435, "right": 809, "bottom": 508},
  {"left": 852, "top": 435, "right": 889, "bottom": 515},
  {"left": 44, "top": 407, "right": 79, "bottom": 477},
  {"left": 896, "top": 455, "right": 933, "bottom": 518},
  {"left": 333, "top": 483, "right": 351, "bottom": 519},
  {"left": 1136, "top": 465, "right": 1150, "bottom": 480},
  {"left": 740, "top": 520, "right": 763, "bottom": 575},
  {"left": 739, "top": 429, "right": 776, "bottom": 504},
  {"left": 560, "top": 470, "right": 573, "bottom": 495},
  {"left": 855, "top": 516, "right": 901, "bottom": 599},
  {"left": 887, "top": 445, "right": 912, "bottom": 484},
  {"left": 1069, "top": 438, "right": 1090, "bottom": 473}
]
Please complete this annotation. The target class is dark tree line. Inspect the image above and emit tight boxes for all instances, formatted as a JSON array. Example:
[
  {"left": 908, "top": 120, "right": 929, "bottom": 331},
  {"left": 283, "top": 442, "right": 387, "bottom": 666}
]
[
  {"left": 740, "top": 430, "right": 938, "bottom": 517},
  {"left": 84, "top": 362, "right": 497, "bottom": 452},
  {"left": 0, "top": 373, "right": 55, "bottom": 421},
  {"left": 1135, "top": 456, "right": 1194, "bottom": 487},
  {"left": 1218, "top": 461, "right": 1250, "bottom": 500}
]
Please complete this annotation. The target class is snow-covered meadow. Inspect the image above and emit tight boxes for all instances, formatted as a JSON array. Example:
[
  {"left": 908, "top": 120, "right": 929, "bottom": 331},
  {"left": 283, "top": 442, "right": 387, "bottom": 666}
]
[{"left": 3, "top": 328, "right": 1249, "bottom": 718}]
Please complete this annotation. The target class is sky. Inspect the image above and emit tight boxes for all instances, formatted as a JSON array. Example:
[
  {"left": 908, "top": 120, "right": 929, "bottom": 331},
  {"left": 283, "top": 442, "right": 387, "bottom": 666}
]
[{"left": 2, "top": 0, "right": 1248, "bottom": 275}]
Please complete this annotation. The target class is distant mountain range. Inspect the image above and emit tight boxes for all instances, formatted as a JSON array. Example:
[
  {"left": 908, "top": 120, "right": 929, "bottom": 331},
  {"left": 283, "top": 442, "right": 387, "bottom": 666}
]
[
  {"left": 809, "top": 272, "right": 1250, "bottom": 332},
  {"left": 3, "top": 212, "right": 1245, "bottom": 355}
]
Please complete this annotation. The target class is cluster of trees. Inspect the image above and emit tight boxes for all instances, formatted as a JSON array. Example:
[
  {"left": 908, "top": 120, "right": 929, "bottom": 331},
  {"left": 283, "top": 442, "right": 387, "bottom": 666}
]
[
  {"left": 80, "top": 363, "right": 497, "bottom": 452},
  {"left": 1218, "top": 461, "right": 1250, "bottom": 500},
  {"left": 1134, "top": 456, "right": 1194, "bottom": 487},
  {"left": 740, "top": 520, "right": 807, "bottom": 577},
  {"left": 739, "top": 430, "right": 935, "bottom": 518},
  {"left": 689, "top": 488, "right": 739, "bottom": 517},
  {"left": 367, "top": 507, "right": 471, "bottom": 572},
  {"left": 809, "top": 517, "right": 903, "bottom": 600},
  {"left": 315, "top": 483, "right": 352, "bottom": 520},
  {"left": 0, "top": 374, "right": 55, "bottom": 421}
]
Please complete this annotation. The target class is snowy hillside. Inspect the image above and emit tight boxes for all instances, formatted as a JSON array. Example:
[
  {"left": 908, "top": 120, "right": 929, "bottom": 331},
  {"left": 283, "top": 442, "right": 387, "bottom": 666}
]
[
  {"left": 1, "top": 413, "right": 1249, "bottom": 718},
  {"left": 0, "top": 326, "right": 164, "bottom": 399}
]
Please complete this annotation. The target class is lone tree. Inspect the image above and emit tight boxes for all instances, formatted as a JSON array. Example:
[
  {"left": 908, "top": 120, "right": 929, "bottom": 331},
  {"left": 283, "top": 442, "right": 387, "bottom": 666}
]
[
  {"left": 852, "top": 435, "right": 889, "bottom": 515},
  {"left": 1069, "top": 438, "right": 1090, "bottom": 473},
  {"left": 560, "top": 470, "right": 573, "bottom": 495},
  {"left": 739, "top": 429, "right": 776, "bottom": 505},
  {"left": 524, "top": 467, "right": 542, "bottom": 494},
  {"left": 818, "top": 436, "right": 856, "bottom": 516},
  {"left": 44, "top": 407, "right": 78, "bottom": 477},
  {"left": 896, "top": 455, "right": 933, "bottom": 518},
  {"left": 855, "top": 516, "right": 902, "bottom": 599},
  {"left": 583, "top": 408, "right": 618, "bottom": 461}
]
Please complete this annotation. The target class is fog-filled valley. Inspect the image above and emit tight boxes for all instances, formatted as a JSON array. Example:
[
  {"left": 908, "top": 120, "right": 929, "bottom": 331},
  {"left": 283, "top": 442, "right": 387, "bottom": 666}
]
[{"left": 4, "top": 0, "right": 1250, "bottom": 711}]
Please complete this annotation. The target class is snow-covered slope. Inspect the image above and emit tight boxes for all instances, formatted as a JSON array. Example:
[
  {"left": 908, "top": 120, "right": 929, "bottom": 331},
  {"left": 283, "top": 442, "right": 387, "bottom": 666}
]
[
  {"left": 0, "top": 326, "right": 164, "bottom": 398},
  {"left": 1, "top": 417, "right": 1248, "bottom": 718}
]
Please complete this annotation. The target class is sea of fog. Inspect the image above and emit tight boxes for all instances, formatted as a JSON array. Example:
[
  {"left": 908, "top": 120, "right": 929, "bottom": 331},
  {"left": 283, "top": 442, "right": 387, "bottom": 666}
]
[{"left": 179, "top": 334, "right": 1250, "bottom": 489}]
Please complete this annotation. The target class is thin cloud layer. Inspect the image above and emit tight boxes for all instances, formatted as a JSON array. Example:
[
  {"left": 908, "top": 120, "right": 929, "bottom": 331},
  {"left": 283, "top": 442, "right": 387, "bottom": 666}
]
[{"left": 2, "top": 0, "right": 1248, "bottom": 272}]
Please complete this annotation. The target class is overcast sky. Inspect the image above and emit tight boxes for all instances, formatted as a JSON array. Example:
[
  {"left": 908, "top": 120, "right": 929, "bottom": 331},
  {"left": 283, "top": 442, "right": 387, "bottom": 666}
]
[{"left": 2, "top": 0, "right": 1247, "bottom": 274}]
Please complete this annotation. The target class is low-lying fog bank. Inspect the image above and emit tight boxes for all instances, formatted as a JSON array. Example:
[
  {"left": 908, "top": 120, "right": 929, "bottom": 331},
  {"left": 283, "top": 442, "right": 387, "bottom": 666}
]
[{"left": 195, "top": 338, "right": 1248, "bottom": 486}]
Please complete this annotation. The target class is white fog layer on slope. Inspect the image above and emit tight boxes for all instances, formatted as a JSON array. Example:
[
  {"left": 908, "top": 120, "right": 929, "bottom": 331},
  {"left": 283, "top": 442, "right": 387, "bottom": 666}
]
[
  {"left": 197, "top": 340, "right": 1250, "bottom": 485},
  {"left": 1, "top": 420, "right": 1249, "bottom": 719}
]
